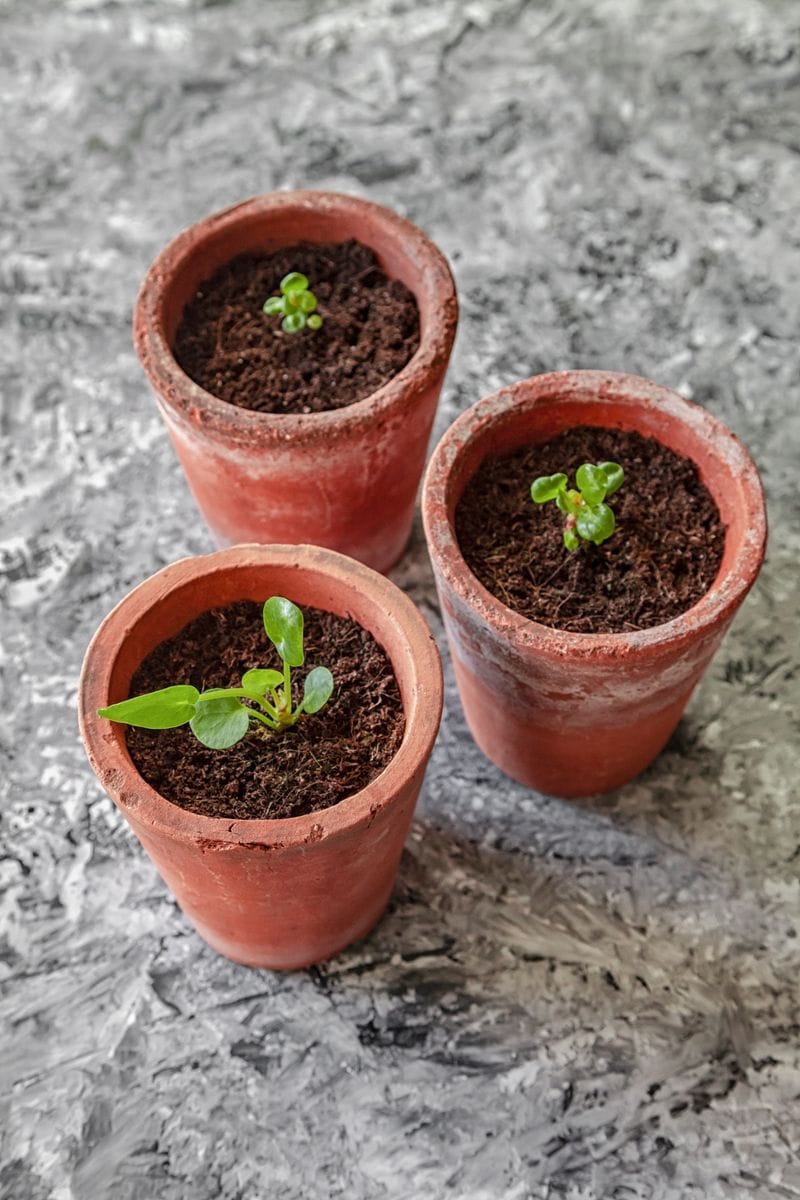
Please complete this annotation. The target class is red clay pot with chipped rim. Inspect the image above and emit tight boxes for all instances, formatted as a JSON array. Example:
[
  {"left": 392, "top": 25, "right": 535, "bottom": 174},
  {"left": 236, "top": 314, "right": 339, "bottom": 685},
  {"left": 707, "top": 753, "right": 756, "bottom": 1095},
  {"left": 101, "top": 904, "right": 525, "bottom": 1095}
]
[
  {"left": 78, "top": 544, "right": 443, "bottom": 969},
  {"left": 422, "top": 370, "right": 767, "bottom": 798},
  {"left": 133, "top": 191, "right": 458, "bottom": 574}
]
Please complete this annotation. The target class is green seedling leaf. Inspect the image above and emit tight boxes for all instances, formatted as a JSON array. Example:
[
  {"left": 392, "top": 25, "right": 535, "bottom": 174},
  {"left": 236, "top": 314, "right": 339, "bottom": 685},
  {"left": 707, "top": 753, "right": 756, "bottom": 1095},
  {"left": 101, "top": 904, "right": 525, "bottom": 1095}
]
[
  {"left": 575, "top": 463, "right": 607, "bottom": 506},
  {"left": 189, "top": 696, "right": 250, "bottom": 749},
  {"left": 576, "top": 502, "right": 615, "bottom": 545},
  {"left": 264, "top": 272, "right": 322, "bottom": 333},
  {"left": 280, "top": 271, "right": 309, "bottom": 295},
  {"left": 531, "top": 473, "right": 567, "bottom": 503},
  {"left": 557, "top": 489, "right": 582, "bottom": 515},
  {"left": 98, "top": 685, "right": 199, "bottom": 729},
  {"left": 532, "top": 459, "right": 624, "bottom": 552},
  {"left": 99, "top": 599, "right": 334, "bottom": 750},
  {"left": 599, "top": 461, "right": 624, "bottom": 496},
  {"left": 301, "top": 666, "right": 334, "bottom": 714},
  {"left": 263, "top": 596, "right": 305, "bottom": 667},
  {"left": 296, "top": 290, "right": 317, "bottom": 314},
  {"left": 282, "top": 311, "right": 305, "bottom": 334},
  {"left": 241, "top": 668, "right": 284, "bottom": 694}
]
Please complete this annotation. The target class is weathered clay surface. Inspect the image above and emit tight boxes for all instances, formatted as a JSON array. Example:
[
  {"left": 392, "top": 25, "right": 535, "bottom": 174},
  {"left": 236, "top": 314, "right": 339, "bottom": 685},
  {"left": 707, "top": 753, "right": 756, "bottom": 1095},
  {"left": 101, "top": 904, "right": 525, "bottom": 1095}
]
[
  {"left": 1, "top": 1, "right": 799, "bottom": 1197},
  {"left": 135, "top": 191, "right": 458, "bottom": 571},
  {"left": 422, "top": 372, "right": 767, "bottom": 795},
  {"left": 79, "top": 545, "right": 443, "bottom": 969}
]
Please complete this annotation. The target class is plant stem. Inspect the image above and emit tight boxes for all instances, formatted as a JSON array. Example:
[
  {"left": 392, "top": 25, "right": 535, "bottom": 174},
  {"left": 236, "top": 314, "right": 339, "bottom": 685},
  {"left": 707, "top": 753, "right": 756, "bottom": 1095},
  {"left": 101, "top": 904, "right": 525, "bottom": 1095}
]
[
  {"left": 247, "top": 707, "right": 279, "bottom": 731},
  {"left": 196, "top": 687, "right": 281, "bottom": 722},
  {"left": 283, "top": 660, "right": 292, "bottom": 718}
]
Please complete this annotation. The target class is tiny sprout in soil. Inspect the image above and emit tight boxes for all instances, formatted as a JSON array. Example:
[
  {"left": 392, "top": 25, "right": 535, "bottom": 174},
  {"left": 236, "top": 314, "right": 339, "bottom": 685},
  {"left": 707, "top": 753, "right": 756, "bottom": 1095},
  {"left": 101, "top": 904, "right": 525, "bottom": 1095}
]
[
  {"left": 98, "top": 597, "right": 334, "bottom": 749},
  {"left": 531, "top": 461, "right": 624, "bottom": 551},
  {"left": 262, "top": 272, "right": 323, "bottom": 334}
]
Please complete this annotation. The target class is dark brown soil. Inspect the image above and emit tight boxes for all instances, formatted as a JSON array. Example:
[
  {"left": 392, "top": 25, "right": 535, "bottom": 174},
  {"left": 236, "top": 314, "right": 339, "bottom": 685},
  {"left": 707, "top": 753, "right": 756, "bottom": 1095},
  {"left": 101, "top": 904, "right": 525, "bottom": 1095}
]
[
  {"left": 126, "top": 601, "right": 406, "bottom": 820},
  {"left": 173, "top": 239, "right": 420, "bottom": 414},
  {"left": 454, "top": 426, "right": 726, "bottom": 634}
]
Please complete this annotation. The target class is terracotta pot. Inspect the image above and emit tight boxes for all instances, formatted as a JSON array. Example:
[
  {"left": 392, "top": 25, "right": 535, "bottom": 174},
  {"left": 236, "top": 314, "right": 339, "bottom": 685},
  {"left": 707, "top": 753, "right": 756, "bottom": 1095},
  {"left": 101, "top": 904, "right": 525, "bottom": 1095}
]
[
  {"left": 422, "top": 370, "right": 767, "bottom": 798},
  {"left": 133, "top": 191, "right": 458, "bottom": 573},
  {"left": 78, "top": 545, "right": 443, "bottom": 969}
]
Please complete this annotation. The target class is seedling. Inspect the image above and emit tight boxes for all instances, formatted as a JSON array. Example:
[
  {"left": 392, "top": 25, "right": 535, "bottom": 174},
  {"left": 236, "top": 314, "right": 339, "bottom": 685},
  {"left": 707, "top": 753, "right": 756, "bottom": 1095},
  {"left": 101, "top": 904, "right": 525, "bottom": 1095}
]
[
  {"left": 262, "top": 272, "right": 323, "bottom": 334},
  {"left": 531, "top": 461, "right": 624, "bottom": 551},
  {"left": 97, "top": 597, "right": 334, "bottom": 750}
]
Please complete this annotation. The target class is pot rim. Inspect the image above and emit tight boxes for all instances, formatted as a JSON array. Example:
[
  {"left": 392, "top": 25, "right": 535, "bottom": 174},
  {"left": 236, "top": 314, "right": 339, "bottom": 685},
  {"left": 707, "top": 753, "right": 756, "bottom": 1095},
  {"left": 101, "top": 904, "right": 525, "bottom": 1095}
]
[
  {"left": 78, "top": 544, "right": 443, "bottom": 848},
  {"left": 422, "top": 369, "right": 767, "bottom": 661},
  {"left": 133, "top": 189, "right": 458, "bottom": 446}
]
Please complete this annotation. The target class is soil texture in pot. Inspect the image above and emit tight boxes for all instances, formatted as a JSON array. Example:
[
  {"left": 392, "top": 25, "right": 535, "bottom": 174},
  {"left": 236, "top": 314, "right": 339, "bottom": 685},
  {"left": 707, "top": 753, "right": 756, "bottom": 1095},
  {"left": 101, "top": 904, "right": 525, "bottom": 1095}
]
[
  {"left": 126, "top": 601, "right": 406, "bottom": 820},
  {"left": 454, "top": 426, "right": 726, "bottom": 634},
  {"left": 173, "top": 239, "right": 420, "bottom": 414}
]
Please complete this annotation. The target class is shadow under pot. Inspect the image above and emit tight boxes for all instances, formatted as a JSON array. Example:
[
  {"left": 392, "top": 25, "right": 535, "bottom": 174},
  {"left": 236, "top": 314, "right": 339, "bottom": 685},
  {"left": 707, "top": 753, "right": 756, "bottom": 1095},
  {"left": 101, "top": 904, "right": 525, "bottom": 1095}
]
[
  {"left": 78, "top": 544, "right": 443, "bottom": 969},
  {"left": 422, "top": 370, "right": 767, "bottom": 798},
  {"left": 133, "top": 190, "right": 458, "bottom": 574}
]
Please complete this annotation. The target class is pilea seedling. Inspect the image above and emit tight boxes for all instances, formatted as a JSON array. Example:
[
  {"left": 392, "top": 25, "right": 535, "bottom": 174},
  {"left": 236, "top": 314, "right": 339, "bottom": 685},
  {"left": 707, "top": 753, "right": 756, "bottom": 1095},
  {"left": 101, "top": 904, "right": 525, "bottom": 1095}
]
[
  {"left": 262, "top": 272, "right": 323, "bottom": 334},
  {"left": 97, "top": 597, "right": 334, "bottom": 750},
  {"left": 531, "top": 461, "right": 624, "bottom": 551}
]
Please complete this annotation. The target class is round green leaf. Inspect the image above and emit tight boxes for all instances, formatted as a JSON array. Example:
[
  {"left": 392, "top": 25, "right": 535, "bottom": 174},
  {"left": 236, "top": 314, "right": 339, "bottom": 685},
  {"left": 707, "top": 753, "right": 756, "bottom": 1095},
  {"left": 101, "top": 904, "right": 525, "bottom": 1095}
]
[
  {"left": 302, "top": 667, "right": 334, "bottom": 714},
  {"left": 575, "top": 463, "right": 607, "bottom": 506},
  {"left": 242, "top": 668, "right": 284, "bottom": 694},
  {"left": 563, "top": 527, "right": 580, "bottom": 552},
  {"left": 281, "top": 312, "right": 305, "bottom": 334},
  {"left": 530, "top": 473, "right": 567, "bottom": 503},
  {"left": 263, "top": 296, "right": 284, "bottom": 316},
  {"left": 296, "top": 290, "right": 317, "bottom": 314},
  {"left": 559, "top": 489, "right": 582, "bottom": 515},
  {"left": 280, "top": 272, "right": 308, "bottom": 295},
  {"left": 576, "top": 502, "right": 615, "bottom": 545},
  {"left": 307, "top": 314, "right": 323, "bottom": 330},
  {"left": 190, "top": 697, "right": 250, "bottom": 749},
  {"left": 263, "top": 597, "right": 305, "bottom": 667},
  {"left": 98, "top": 685, "right": 199, "bottom": 729},
  {"left": 599, "top": 461, "right": 624, "bottom": 496}
]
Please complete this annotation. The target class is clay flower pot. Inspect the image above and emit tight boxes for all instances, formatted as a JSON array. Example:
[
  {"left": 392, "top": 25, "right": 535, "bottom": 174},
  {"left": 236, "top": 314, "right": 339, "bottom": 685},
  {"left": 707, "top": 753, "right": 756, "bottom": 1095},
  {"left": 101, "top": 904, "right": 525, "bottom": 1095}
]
[
  {"left": 134, "top": 191, "right": 458, "bottom": 574},
  {"left": 422, "top": 370, "right": 767, "bottom": 798},
  {"left": 78, "top": 544, "right": 443, "bottom": 969}
]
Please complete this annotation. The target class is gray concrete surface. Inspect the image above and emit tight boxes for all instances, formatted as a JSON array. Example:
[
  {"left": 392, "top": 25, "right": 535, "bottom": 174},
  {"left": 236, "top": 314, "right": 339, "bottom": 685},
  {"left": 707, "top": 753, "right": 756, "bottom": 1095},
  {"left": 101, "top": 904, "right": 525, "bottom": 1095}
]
[{"left": 2, "top": 1, "right": 799, "bottom": 1196}]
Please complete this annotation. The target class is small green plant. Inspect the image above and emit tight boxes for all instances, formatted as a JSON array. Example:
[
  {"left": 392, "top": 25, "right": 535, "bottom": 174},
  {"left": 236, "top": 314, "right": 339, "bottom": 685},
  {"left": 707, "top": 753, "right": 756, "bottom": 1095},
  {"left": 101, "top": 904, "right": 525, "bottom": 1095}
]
[
  {"left": 531, "top": 461, "right": 624, "bottom": 551},
  {"left": 262, "top": 272, "right": 323, "bottom": 334},
  {"left": 97, "top": 597, "right": 334, "bottom": 750}
]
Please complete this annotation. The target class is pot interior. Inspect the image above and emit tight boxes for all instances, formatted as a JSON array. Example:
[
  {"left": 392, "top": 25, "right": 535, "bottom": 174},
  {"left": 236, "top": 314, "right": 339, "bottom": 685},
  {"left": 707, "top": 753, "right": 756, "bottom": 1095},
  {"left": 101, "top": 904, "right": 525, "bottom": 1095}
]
[
  {"left": 441, "top": 381, "right": 765, "bottom": 594},
  {"left": 103, "top": 558, "right": 422, "bottom": 738},
  {"left": 159, "top": 200, "right": 433, "bottom": 349}
]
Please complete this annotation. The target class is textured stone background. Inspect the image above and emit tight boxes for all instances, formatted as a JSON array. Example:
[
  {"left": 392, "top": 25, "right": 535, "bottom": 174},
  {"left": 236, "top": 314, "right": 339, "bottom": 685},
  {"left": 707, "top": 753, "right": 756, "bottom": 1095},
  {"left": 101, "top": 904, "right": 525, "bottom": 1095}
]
[{"left": 2, "top": 1, "right": 799, "bottom": 1197}]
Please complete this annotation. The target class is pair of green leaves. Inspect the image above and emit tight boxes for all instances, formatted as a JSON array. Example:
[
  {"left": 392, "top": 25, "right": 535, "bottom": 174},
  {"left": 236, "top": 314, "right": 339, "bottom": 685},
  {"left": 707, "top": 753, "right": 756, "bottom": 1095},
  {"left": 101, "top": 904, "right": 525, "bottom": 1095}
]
[
  {"left": 531, "top": 461, "right": 624, "bottom": 551},
  {"left": 98, "top": 597, "right": 334, "bottom": 750},
  {"left": 263, "top": 272, "right": 323, "bottom": 334}
]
